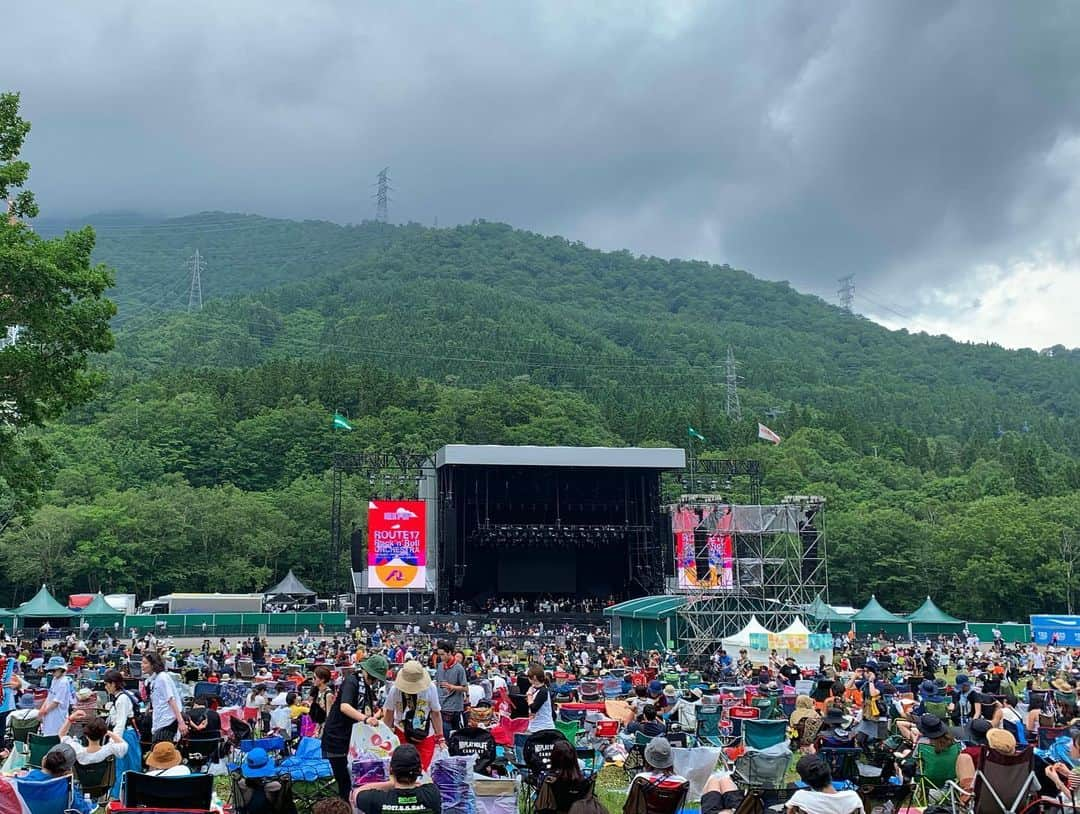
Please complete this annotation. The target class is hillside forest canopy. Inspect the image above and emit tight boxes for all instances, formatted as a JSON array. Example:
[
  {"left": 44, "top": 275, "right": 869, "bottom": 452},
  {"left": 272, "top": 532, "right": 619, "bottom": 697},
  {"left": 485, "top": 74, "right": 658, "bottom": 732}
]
[{"left": 2, "top": 141, "right": 1078, "bottom": 622}]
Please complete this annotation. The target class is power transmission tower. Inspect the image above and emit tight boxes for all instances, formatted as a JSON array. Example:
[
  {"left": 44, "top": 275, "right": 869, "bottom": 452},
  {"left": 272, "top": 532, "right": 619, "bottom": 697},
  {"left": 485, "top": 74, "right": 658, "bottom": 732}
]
[
  {"left": 187, "top": 249, "right": 204, "bottom": 312},
  {"left": 374, "top": 167, "right": 391, "bottom": 223},
  {"left": 724, "top": 346, "right": 742, "bottom": 421},
  {"left": 837, "top": 275, "right": 855, "bottom": 312}
]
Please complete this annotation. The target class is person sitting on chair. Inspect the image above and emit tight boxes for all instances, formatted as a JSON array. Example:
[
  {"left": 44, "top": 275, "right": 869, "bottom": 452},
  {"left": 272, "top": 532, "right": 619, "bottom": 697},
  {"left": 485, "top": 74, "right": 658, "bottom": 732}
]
[
  {"left": 233, "top": 747, "right": 286, "bottom": 814},
  {"left": 24, "top": 743, "right": 77, "bottom": 782},
  {"left": 536, "top": 740, "right": 589, "bottom": 814},
  {"left": 355, "top": 744, "right": 442, "bottom": 814},
  {"left": 144, "top": 741, "right": 189, "bottom": 777},
  {"left": 786, "top": 754, "right": 864, "bottom": 814},
  {"left": 627, "top": 705, "right": 666, "bottom": 739},
  {"left": 59, "top": 712, "right": 129, "bottom": 765},
  {"left": 701, "top": 774, "right": 743, "bottom": 814}
]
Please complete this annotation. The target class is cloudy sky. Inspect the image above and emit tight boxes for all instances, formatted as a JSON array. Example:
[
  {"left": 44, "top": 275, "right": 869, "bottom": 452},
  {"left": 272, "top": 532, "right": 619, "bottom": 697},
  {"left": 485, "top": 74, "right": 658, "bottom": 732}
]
[{"left": 7, "top": 1, "right": 1080, "bottom": 349}]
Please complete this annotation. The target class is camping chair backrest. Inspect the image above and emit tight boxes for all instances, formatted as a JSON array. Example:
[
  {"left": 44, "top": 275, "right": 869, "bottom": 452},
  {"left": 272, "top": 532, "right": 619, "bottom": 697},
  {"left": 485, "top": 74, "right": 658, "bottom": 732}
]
[
  {"left": 559, "top": 708, "right": 587, "bottom": 724},
  {"left": 918, "top": 742, "right": 961, "bottom": 787},
  {"left": 924, "top": 701, "right": 950, "bottom": 719},
  {"left": 523, "top": 730, "right": 569, "bottom": 775},
  {"left": 858, "top": 781, "right": 913, "bottom": 814},
  {"left": 230, "top": 772, "right": 295, "bottom": 814},
  {"left": 122, "top": 771, "right": 215, "bottom": 810},
  {"left": 733, "top": 745, "right": 793, "bottom": 790},
  {"left": 555, "top": 719, "right": 581, "bottom": 743},
  {"left": 447, "top": 727, "right": 497, "bottom": 763},
  {"left": 972, "top": 746, "right": 1038, "bottom": 814},
  {"left": 743, "top": 719, "right": 788, "bottom": 751},
  {"left": 10, "top": 714, "right": 40, "bottom": 744},
  {"left": 73, "top": 756, "right": 117, "bottom": 801},
  {"left": 193, "top": 681, "right": 220, "bottom": 701},
  {"left": 27, "top": 733, "right": 60, "bottom": 769},
  {"left": 817, "top": 748, "right": 862, "bottom": 785},
  {"left": 1038, "top": 726, "right": 1066, "bottom": 751},
  {"left": 13, "top": 776, "right": 71, "bottom": 814},
  {"left": 625, "top": 776, "right": 689, "bottom": 814},
  {"left": 185, "top": 736, "right": 224, "bottom": 771}
]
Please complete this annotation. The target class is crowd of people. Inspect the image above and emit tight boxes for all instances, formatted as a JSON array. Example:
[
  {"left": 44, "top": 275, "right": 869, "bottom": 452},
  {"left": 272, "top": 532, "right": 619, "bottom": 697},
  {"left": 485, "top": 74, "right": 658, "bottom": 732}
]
[{"left": 2, "top": 621, "right": 1080, "bottom": 814}]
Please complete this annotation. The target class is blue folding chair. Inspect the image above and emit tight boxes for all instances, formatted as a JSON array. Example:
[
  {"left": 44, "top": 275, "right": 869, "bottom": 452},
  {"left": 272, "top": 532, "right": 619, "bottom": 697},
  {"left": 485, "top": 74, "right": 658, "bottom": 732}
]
[{"left": 14, "top": 776, "right": 71, "bottom": 814}]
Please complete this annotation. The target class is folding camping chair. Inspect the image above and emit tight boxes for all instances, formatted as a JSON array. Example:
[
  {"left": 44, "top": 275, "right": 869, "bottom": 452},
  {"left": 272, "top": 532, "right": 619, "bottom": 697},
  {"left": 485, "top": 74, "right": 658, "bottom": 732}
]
[
  {"left": 276, "top": 737, "right": 337, "bottom": 809},
  {"left": 122, "top": 772, "right": 215, "bottom": 810},
  {"left": 915, "top": 741, "right": 963, "bottom": 807},
  {"left": 623, "top": 732, "right": 652, "bottom": 782},
  {"left": 624, "top": 775, "right": 688, "bottom": 814},
  {"left": 742, "top": 719, "right": 788, "bottom": 751},
  {"left": 858, "top": 782, "right": 914, "bottom": 814},
  {"left": 817, "top": 748, "right": 863, "bottom": 785},
  {"left": 73, "top": 756, "right": 117, "bottom": 804},
  {"left": 27, "top": 733, "right": 60, "bottom": 769},
  {"left": 945, "top": 745, "right": 1039, "bottom": 814},
  {"left": 13, "top": 776, "right": 71, "bottom": 814},
  {"left": 554, "top": 719, "right": 581, "bottom": 745},
  {"left": 1039, "top": 727, "right": 1066, "bottom": 751},
  {"left": 733, "top": 742, "right": 793, "bottom": 792},
  {"left": 230, "top": 769, "right": 296, "bottom": 814},
  {"left": 184, "top": 735, "right": 226, "bottom": 772}
]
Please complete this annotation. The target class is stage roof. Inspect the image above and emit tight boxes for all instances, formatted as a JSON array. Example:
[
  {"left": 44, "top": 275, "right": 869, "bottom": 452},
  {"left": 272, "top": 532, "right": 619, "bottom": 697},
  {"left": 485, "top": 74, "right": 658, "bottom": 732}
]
[{"left": 435, "top": 444, "right": 686, "bottom": 469}]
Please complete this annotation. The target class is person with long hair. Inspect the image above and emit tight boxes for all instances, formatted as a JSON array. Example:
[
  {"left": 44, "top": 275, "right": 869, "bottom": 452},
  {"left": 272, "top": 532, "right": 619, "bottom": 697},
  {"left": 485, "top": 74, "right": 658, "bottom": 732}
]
[
  {"left": 103, "top": 669, "right": 142, "bottom": 799},
  {"left": 536, "top": 740, "right": 586, "bottom": 814}
]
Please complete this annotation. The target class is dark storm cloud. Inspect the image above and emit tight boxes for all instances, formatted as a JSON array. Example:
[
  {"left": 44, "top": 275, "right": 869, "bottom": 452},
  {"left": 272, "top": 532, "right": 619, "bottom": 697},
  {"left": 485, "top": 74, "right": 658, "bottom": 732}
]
[{"left": 7, "top": 0, "right": 1080, "bottom": 313}]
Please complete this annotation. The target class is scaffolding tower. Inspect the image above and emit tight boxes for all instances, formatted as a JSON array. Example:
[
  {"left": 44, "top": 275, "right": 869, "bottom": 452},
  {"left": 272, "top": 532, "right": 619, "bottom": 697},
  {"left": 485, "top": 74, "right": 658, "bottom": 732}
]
[{"left": 674, "top": 496, "right": 827, "bottom": 662}]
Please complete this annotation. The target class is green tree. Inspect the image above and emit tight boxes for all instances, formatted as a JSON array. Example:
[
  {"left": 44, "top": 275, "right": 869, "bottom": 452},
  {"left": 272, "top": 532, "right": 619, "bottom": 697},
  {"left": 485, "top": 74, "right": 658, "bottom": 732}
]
[{"left": 0, "top": 92, "right": 115, "bottom": 510}]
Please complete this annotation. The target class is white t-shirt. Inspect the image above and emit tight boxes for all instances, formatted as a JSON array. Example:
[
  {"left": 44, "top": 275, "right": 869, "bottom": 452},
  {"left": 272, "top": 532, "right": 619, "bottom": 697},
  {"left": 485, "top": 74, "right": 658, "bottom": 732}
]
[
  {"left": 107, "top": 691, "right": 136, "bottom": 734},
  {"left": 64, "top": 736, "right": 129, "bottom": 764},
  {"left": 468, "top": 684, "right": 485, "bottom": 707},
  {"left": 384, "top": 685, "right": 441, "bottom": 729},
  {"left": 149, "top": 672, "right": 180, "bottom": 732},
  {"left": 42, "top": 677, "right": 74, "bottom": 736},
  {"left": 786, "top": 789, "right": 864, "bottom": 814}
]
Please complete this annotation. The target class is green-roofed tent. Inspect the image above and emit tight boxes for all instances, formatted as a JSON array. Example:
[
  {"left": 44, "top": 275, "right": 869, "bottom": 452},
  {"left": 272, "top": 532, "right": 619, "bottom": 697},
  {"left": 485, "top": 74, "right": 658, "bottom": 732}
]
[
  {"left": 79, "top": 593, "right": 123, "bottom": 626},
  {"left": 604, "top": 595, "right": 686, "bottom": 653},
  {"left": 16, "top": 585, "right": 76, "bottom": 623},
  {"left": 905, "top": 596, "right": 965, "bottom": 635},
  {"left": 807, "top": 595, "right": 855, "bottom": 632},
  {"left": 852, "top": 594, "right": 909, "bottom": 635},
  {"left": 0, "top": 608, "right": 13, "bottom": 618}
]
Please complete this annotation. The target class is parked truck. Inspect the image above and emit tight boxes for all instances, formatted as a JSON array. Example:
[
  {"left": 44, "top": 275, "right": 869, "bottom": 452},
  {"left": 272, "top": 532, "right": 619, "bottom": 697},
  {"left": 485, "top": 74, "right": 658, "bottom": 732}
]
[
  {"left": 136, "top": 593, "right": 264, "bottom": 615},
  {"left": 104, "top": 594, "right": 137, "bottom": 615}
]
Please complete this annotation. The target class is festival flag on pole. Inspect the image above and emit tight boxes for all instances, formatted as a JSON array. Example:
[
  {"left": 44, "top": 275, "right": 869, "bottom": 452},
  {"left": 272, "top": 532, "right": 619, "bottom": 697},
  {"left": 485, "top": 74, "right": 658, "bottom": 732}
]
[
  {"left": 757, "top": 423, "right": 782, "bottom": 444},
  {"left": 332, "top": 412, "right": 353, "bottom": 431},
  {"left": 688, "top": 426, "right": 706, "bottom": 442}
]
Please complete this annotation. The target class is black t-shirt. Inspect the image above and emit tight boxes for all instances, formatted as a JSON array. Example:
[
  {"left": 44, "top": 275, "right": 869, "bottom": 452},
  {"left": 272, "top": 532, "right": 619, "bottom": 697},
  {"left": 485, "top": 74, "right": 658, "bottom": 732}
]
[
  {"left": 320, "top": 674, "right": 360, "bottom": 755},
  {"left": 356, "top": 784, "right": 442, "bottom": 814},
  {"left": 780, "top": 664, "right": 800, "bottom": 684}
]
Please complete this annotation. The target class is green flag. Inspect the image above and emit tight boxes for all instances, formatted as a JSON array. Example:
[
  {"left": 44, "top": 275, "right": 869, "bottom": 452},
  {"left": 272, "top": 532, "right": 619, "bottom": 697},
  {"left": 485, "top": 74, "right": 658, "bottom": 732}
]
[
  {"left": 688, "top": 426, "right": 706, "bottom": 442},
  {"left": 332, "top": 413, "right": 353, "bottom": 431}
]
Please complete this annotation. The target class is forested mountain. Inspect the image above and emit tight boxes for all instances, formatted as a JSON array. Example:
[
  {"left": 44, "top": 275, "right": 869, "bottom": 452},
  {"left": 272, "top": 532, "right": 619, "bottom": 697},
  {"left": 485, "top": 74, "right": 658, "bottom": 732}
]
[{"left": 5, "top": 212, "right": 1079, "bottom": 621}]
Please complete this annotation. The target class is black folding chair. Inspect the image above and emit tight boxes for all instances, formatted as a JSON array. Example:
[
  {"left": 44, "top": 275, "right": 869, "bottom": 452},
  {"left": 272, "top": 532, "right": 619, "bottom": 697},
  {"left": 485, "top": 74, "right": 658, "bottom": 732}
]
[{"left": 121, "top": 771, "right": 214, "bottom": 810}]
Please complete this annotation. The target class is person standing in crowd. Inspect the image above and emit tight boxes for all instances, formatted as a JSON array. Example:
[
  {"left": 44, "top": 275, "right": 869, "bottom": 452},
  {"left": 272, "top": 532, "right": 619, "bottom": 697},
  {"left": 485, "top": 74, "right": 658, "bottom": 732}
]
[
  {"left": 143, "top": 651, "right": 188, "bottom": 742},
  {"left": 435, "top": 641, "right": 468, "bottom": 734},
  {"left": 382, "top": 661, "right": 444, "bottom": 771},
  {"left": 103, "top": 668, "right": 142, "bottom": 800},
  {"left": 357, "top": 654, "right": 390, "bottom": 717},
  {"left": 307, "top": 665, "right": 334, "bottom": 738},
  {"left": 525, "top": 664, "right": 554, "bottom": 733},
  {"left": 39, "top": 656, "right": 74, "bottom": 736},
  {"left": 321, "top": 661, "right": 366, "bottom": 800}
]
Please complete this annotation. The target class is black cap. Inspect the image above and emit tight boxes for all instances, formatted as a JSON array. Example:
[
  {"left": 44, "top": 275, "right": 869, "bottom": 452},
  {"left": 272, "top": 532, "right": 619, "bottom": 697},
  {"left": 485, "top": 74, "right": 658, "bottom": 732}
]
[{"left": 390, "top": 744, "right": 422, "bottom": 776}]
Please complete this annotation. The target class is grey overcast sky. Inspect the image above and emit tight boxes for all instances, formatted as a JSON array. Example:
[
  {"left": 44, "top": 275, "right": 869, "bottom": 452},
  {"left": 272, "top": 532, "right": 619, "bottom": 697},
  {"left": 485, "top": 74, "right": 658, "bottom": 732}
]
[{"left": 7, "top": 1, "right": 1080, "bottom": 348}]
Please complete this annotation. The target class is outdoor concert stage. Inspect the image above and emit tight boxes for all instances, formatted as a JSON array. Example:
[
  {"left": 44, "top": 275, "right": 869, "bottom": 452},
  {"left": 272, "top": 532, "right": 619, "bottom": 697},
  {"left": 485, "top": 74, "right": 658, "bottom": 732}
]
[
  {"left": 339, "top": 445, "right": 827, "bottom": 653},
  {"left": 346, "top": 445, "right": 685, "bottom": 612}
]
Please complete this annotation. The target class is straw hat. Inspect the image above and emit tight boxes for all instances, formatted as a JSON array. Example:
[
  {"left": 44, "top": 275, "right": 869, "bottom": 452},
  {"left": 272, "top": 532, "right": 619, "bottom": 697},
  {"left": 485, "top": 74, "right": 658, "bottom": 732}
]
[
  {"left": 1052, "top": 678, "right": 1073, "bottom": 693},
  {"left": 146, "top": 741, "right": 183, "bottom": 770},
  {"left": 394, "top": 661, "right": 432, "bottom": 695},
  {"left": 987, "top": 728, "right": 1016, "bottom": 755}
]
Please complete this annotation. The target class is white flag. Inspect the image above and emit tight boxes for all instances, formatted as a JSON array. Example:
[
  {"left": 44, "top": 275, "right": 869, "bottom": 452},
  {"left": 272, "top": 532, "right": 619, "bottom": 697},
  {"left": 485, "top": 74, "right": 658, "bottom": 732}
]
[{"left": 757, "top": 423, "right": 782, "bottom": 444}]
